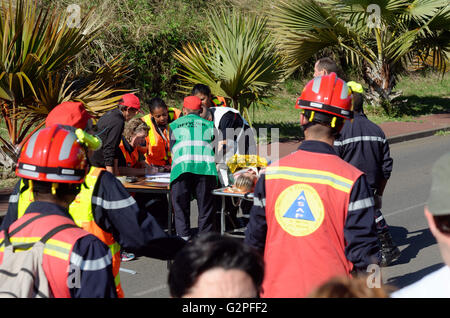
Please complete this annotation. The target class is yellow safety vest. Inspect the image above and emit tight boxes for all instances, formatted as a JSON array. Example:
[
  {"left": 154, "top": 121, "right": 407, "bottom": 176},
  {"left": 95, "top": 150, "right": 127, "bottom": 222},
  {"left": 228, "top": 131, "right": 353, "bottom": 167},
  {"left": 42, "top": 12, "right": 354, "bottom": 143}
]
[{"left": 68, "top": 167, "right": 123, "bottom": 297}]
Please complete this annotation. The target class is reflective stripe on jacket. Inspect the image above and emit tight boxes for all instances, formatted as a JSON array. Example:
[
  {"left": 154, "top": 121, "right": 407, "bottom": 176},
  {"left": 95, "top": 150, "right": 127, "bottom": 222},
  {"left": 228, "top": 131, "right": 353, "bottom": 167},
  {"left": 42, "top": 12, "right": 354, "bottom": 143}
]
[
  {"left": 262, "top": 149, "right": 362, "bottom": 298},
  {"left": 169, "top": 114, "right": 217, "bottom": 183},
  {"left": 17, "top": 179, "right": 33, "bottom": 218},
  {"left": 0, "top": 212, "right": 88, "bottom": 298},
  {"left": 333, "top": 113, "right": 393, "bottom": 189},
  {"left": 68, "top": 166, "right": 123, "bottom": 298}
]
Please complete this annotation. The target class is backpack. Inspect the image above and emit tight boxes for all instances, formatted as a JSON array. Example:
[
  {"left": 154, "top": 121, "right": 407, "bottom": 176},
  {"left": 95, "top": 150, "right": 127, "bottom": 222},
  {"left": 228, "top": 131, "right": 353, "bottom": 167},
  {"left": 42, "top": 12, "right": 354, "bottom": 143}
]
[{"left": 0, "top": 214, "right": 78, "bottom": 298}]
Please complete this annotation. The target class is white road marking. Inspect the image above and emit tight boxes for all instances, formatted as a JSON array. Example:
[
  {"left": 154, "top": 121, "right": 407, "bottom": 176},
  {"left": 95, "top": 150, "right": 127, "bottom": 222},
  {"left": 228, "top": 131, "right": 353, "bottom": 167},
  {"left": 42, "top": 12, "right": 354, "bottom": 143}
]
[
  {"left": 133, "top": 284, "right": 168, "bottom": 297},
  {"left": 385, "top": 202, "right": 425, "bottom": 217}
]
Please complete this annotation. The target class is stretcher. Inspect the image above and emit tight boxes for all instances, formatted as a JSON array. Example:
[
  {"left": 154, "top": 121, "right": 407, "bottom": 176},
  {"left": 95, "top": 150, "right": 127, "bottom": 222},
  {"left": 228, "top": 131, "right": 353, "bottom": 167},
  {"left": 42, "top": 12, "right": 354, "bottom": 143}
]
[{"left": 211, "top": 187, "right": 254, "bottom": 237}]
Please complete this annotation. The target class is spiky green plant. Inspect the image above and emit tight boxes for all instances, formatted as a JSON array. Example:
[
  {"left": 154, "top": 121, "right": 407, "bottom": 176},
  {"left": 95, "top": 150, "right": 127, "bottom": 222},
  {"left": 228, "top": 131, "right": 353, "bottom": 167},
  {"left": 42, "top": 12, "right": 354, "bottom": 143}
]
[
  {"left": 173, "top": 8, "right": 288, "bottom": 123},
  {"left": 269, "top": 0, "right": 450, "bottom": 113},
  {"left": 0, "top": 0, "right": 132, "bottom": 171}
]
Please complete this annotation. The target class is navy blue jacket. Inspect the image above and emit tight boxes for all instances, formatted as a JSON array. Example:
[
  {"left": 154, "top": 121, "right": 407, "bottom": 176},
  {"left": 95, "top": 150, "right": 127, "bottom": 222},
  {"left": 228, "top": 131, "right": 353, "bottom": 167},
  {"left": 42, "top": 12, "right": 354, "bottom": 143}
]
[
  {"left": 334, "top": 113, "right": 393, "bottom": 190},
  {"left": 244, "top": 140, "right": 381, "bottom": 271}
]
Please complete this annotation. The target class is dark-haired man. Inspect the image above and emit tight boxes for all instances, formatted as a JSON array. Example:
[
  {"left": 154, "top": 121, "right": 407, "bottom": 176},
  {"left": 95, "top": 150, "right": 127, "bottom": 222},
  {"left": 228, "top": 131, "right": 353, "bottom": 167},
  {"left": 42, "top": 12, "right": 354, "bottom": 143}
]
[
  {"left": 168, "top": 232, "right": 264, "bottom": 298},
  {"left": 191, "top": 84, "right": 227, "bottom": 120},
  {"left": 90, "top": 93, "right": 143, "bottom": 176}
]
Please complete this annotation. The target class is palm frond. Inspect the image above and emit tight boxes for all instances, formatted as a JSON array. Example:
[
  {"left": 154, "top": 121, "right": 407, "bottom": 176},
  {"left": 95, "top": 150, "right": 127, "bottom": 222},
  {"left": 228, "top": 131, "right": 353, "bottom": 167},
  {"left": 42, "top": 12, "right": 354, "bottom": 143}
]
[
  {"left": 174, "top": 7, "right": 287, "bottom": 113},
  {"left": 0, "top": 0, "right": 130, "bottom": 168},
  {"left": 269, "top": 0, "right": 449, "bottom": 108}
]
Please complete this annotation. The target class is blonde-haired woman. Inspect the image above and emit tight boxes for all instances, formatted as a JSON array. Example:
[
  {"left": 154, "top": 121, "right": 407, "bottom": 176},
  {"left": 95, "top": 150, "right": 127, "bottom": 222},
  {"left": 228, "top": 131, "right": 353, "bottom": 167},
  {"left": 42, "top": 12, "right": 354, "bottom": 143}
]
[
  {"left": 119, "top": 117, "right": 169, "bottom": 230},
  {"left": 117, "top": 117, "right": 150, "bottom": 176}
]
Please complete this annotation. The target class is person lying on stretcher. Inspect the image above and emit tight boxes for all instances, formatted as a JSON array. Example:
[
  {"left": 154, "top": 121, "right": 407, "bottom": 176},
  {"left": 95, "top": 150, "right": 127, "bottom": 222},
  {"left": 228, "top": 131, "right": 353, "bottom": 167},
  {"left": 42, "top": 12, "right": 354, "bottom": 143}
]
[
  {"left": 224, "top": 154, "right": 267, "bottom": 193},
  {"left": 231, "top": 167, "right": 259, "bottom": 193}
]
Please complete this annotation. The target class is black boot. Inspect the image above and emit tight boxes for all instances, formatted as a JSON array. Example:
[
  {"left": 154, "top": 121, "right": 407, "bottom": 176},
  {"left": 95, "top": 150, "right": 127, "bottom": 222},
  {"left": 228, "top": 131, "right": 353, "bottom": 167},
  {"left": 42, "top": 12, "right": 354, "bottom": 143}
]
[{"left": 378, "top": 230, "right": 401, "bottom": 267}]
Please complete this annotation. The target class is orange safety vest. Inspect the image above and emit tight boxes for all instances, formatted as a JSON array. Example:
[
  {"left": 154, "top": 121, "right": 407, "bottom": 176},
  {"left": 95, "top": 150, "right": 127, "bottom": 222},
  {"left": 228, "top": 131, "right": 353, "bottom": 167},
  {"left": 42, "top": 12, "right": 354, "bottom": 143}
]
[
  {"left": 168, "top": 107, "right": 182, "bottom": 122},
  {"left": 119, "top": 139, "right": 140, "bottom": 168},
  {"left": 0, "top": 212, "right": 89, "bottom": 298},
  {"left": 141, "top": 110, "right": 180, "bottom": 166},
  {"left": 262, "top": 149, "right": 362, "bottom": 297},
  {"left": 212, "top": 96, "right": 227, "bottom": 107}
]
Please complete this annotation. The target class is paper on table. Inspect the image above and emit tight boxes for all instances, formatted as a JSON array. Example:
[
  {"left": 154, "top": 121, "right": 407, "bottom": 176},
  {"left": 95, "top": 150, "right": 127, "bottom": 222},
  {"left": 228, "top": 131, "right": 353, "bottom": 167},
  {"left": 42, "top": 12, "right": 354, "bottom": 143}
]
[
  {"left": 146, "top": 177, "right": 170, "bottom": 183},
  {"left": 145, "top": 172, "right": 170, "bottom": 183}
]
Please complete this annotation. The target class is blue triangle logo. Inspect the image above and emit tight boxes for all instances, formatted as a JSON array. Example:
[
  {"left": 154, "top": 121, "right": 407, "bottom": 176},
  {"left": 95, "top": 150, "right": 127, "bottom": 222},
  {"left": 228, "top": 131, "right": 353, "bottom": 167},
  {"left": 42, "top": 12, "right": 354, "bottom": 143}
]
[{"left": 283, "top": 191, "right": 315, "bottom": 221}]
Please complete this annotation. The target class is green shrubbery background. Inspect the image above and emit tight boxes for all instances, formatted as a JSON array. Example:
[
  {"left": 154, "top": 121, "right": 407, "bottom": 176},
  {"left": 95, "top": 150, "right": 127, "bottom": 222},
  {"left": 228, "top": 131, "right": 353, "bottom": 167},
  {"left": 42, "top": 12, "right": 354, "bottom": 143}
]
[
  {"left": 39, "top": 0, "right": 450, "bottom": 114},
  {"left": 43, "top": 0, "right": 275, "bottom": 108}
]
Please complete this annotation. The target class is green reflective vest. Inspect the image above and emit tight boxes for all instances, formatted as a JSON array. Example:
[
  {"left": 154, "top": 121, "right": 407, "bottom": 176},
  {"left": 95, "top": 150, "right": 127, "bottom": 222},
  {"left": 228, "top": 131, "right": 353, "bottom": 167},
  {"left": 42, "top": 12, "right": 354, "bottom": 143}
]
[{"left": 169, "top": 114, "right": 217, "bottom": 183}]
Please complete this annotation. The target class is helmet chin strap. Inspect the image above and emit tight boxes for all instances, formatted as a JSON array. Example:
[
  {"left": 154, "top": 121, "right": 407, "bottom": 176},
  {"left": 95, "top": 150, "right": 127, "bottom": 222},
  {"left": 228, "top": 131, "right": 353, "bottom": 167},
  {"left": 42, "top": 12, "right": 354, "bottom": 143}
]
[
  {"left": 301, "top": 110, "right": 343, "bottom": 137},
  {"left": 51, "top": 183, "right": 59, "bottom": 196},
  {"left": 301, "top": 121, "right": 317, "bottom": 132}
]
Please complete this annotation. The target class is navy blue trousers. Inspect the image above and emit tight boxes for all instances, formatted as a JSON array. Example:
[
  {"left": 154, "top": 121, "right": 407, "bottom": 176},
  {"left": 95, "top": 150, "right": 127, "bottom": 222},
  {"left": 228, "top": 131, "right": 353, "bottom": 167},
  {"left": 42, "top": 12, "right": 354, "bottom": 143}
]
[{"left": 171, "top": 173, "right": 218, "bottom": 238}]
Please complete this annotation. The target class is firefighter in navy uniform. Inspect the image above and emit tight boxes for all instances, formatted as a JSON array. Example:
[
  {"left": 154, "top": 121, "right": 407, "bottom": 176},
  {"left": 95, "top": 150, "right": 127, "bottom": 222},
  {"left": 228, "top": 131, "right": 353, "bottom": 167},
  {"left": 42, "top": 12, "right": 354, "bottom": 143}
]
[
  {"left": 0, "top": 125, "right": 117, "bottom": 297},
  {"left": 334, "top": 83, "right": 400, "bottom": 266},
  {"left": 314, "top": 58, "right": 400, "bottom": 266},
  {"left": 244, "top": 73, "right": 381, "bottom": 297},
  {"left": 2, "top": 101, "right": 186, "bottom": 298}
]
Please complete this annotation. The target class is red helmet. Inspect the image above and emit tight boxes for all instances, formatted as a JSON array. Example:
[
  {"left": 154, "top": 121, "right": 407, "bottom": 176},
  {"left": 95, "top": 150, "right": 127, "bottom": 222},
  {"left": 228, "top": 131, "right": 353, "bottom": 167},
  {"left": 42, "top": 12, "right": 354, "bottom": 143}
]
[
  {"left": 16, "top": 125, "right": 88, "bottom": 183},
  {"left": 296, "top": 72, "right": 353, "bottom": 120},
  {"left": 45, "top": 101, "right": 92, "bottom": 130}
]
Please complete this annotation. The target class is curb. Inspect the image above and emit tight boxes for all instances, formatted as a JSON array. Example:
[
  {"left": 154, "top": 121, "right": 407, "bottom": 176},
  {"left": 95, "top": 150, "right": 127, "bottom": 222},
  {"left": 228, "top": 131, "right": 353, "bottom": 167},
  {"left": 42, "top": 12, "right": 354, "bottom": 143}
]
[
  {"left": 1, "top": 125, "right": 450, "bottom": 218},
  {"left": 387, "top": 126, "right": 450, "bottom": 144}
]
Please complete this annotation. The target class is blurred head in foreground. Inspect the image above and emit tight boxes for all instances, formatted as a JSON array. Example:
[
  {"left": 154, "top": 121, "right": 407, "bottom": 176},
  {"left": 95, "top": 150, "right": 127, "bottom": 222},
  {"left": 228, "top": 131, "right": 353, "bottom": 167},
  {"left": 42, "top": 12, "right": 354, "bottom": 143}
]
[{"left": 168, "top": 232, "right": 264, "bottom": 298}]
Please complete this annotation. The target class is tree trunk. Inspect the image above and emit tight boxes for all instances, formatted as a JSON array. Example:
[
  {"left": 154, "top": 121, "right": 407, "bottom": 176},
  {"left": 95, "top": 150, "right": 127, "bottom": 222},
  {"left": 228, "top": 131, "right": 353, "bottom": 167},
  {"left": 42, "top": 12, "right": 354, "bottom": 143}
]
[
  {"left": 0, "top": 145, "right": 17, "bottom": 178},
  {"left": 362, "top": 60, "right": 402, "bottom": 114}
]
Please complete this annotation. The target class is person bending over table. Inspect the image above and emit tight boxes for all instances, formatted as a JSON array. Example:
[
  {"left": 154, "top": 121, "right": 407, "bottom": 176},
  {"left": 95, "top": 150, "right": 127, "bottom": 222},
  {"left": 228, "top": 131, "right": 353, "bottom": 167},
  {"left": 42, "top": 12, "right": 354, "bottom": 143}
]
[
  {"left": 117, "top": 117, "right": 170, "bottom": 229},
  {"left": 117, "top": 117, "right": 149, "bottom": 176},
  {"left": 140, "top": 97, "right": 181, "bottom": 172},
  {"left": 90, "top": 93, "right": 143, "bottom": 176}
]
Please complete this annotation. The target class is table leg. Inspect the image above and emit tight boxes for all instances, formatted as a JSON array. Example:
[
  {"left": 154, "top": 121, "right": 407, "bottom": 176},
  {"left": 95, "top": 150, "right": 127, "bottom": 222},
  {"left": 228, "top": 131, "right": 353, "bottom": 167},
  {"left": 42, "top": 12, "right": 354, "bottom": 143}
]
[
  {"left": 167, "top": 191, "right": 173, "bottom": 236},
  {"left": 167, "top": 191, "right": 173, "bottom": 270},
  {"left": 221, "top": 196, "right": 225, "bottom": 235}
]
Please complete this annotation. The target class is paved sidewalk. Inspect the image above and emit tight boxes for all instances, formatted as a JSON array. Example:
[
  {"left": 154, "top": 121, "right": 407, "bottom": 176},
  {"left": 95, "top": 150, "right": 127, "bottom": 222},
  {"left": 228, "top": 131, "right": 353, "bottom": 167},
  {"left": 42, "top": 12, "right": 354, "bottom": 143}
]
[
  {"left": 2, "top": 113, "right": 450, "bottom": 217},
  {"left": 262, "top": 113, "right": 450, "bottom": 160},
  {"left": 0, "top": 189, "right": 12, "bottom": 218}
]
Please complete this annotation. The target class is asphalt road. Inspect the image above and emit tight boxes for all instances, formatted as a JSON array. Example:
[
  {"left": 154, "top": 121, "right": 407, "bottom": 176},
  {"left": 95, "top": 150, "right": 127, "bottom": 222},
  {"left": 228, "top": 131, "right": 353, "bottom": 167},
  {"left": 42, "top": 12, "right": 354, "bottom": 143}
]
[
  {"left": 379, "top": 134, "right": 449, "bottom": 289},
  {"left": 120, "top": 134, "right": 450, "bottom": 298}
]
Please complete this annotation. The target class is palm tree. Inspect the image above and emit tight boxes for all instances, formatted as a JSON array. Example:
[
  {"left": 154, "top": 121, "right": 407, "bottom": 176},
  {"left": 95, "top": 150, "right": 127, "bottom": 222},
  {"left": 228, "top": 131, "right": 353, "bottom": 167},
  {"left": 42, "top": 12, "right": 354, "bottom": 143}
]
[
  {"left": 173, "top": 8, "right": 287, "bottom": 123},
  {"left": 269, "top": 0, "right": 450, "bottom": 113},
  {"left": 0, "top": 0, "right": 132, "bottom": 173}
]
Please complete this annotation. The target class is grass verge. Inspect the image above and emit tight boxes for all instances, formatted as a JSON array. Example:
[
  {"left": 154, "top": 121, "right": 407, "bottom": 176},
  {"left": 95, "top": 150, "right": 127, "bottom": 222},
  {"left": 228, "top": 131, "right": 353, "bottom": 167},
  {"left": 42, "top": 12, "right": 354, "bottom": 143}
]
[{"left": 251, "top": 72, "right": 449, "bottom": 140}]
